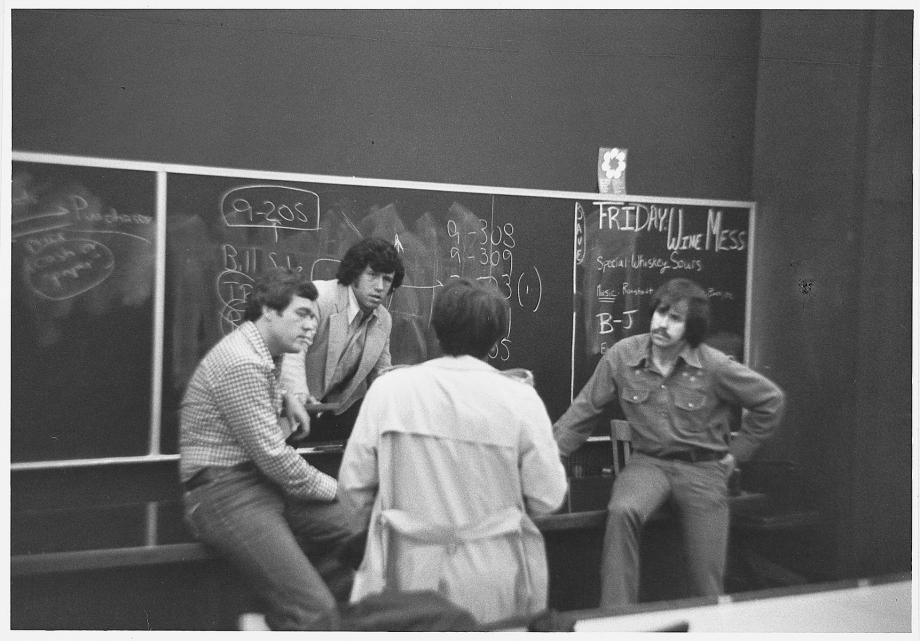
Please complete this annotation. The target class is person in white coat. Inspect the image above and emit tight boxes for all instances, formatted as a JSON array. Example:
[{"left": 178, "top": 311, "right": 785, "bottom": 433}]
[{"left": 338, "top": 277, "right": 568, "bottom": 625}]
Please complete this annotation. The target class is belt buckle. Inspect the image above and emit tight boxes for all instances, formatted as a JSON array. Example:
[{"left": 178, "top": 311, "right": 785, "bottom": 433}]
[{"left": 695, "top": 449, "right": 721, "bottom": 463}]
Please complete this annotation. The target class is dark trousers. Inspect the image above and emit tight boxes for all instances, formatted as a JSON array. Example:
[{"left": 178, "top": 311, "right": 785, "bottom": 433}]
[
  {"left": 182, "top": 465, "right": 357, "bottom": 630},
  {"left": 601, "top": 452, "right": 731, "bottom": 607}
]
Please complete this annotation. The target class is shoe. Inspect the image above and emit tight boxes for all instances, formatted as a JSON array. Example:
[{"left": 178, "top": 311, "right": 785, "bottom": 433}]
[{"left": 238, "top": 612, "right": 270, "bottom": 631}]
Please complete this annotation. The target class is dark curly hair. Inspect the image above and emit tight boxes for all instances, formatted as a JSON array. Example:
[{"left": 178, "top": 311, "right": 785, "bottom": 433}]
[
  {"left": 243, "top": 268, "right": 317, "bottom": 322},
  {"left": 336, "top": 237, "right": 405, "bottom": 290},
  {"left": 433, "top": 278, "right": 509, "bottom": 358}
]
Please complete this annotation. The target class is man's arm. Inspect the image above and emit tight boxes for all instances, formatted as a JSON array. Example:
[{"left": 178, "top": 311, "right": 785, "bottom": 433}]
[
  {"left": 713, "top": 358, "right": 786, "bottom": 462},
  {"left": 338, "top": 391, "right": 380, "bottom": 529},
  {"left": 553, "top": 352, "right": 620, "bottom": 456},
  {"left": 280, "top": 349, "right": 311, "bottom": 404},
  {"left": 283, "top": 392, "right": 314, "bottom": 442},
  {"left": 214, "top": 361, "right": 337, "bottom": 501},
  {"left": 367, "top": 329, "right": 392, "bottom": 384},
  {"left": 280, "top": 350, "right": 318, "bottom": 440},
  {"left": 519, "top": 395, "right": 569, "bottom": 515}
]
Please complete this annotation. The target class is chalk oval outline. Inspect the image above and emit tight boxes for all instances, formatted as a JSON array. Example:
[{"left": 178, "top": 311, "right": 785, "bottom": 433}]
[
  {"left": 24, "top": 238, "right": 115, "bottom": 301},
  {"left": 219, "top": 184, "right": 321, "bottom": 232}
]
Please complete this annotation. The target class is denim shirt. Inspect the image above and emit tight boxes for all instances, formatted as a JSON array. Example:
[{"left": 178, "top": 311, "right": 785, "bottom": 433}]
[{"left": 553, "top": 333, "right": 785, "bottom": 462}]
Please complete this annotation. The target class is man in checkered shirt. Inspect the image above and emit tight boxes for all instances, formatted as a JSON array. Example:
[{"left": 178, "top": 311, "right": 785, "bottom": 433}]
[{"left": 180, "top": 268, "right": 357, "bottom": 630}]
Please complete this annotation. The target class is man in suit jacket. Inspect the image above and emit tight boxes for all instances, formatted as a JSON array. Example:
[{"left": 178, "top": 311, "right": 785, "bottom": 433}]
[{"left": 282, "top": 237, "right": 405, "bottom": 442}]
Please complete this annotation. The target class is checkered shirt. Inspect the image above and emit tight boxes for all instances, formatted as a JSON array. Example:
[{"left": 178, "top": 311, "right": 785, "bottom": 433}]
[{"left": 179, "top": 321, "right": 337, "bottom": 501}]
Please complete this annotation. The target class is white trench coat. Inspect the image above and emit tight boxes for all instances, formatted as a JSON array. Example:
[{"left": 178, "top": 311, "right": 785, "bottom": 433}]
[{"left": 339, "top": 355, "right": 568, "bottom": 624}]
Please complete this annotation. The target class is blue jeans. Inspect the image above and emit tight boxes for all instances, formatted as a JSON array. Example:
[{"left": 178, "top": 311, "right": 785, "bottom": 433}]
[
  {"left": 600, "top": 453, "right": 731, "bottom": 607},
  {"left": 183, "top": 465, "right": 357, "bottom": 630}
]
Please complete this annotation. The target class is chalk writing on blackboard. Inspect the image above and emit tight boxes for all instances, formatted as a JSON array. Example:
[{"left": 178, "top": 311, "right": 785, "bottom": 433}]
[
  {"left": 11, "top": 161, "right": 157, "bottom": 461},
  {"left": 576, "top": 199, "right": 750, "bottom": 377},
  {"left": 442, "top": 211, "right": 543, "bottom": 361},
  {"left": 164, "top": 174, "right": 575, "bottom": 438},
  {"left": 203, "top": 185, "right": 547, "bottom": 365},
  {"left": 594, "top": 202, "right": 747, "bottom": 252},
  {"left": 23, "top": 238, "right": 116, "bottom": 300},
  {"left": 216, "top": 268, "right": 254, "bottom": 335},
  {"left": 12, "top": 169, "right": 155, "bottom": 311},
  {"left": 220, "top": 184, "right": 321, "bottom": 235}
]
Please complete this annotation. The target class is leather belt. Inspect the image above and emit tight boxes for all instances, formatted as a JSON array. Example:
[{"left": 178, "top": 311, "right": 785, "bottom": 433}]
[
  {"left": 182, "top": 462, "right": 255, "bottom": 492},
  {"left": 656, "top": 448, "right": 724, "bottom": 463}
]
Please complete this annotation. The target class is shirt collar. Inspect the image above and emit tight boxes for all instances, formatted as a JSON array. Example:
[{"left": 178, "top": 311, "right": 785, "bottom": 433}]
[
  {"left": 240, "top": 321, "right": 276, "bottom": 369},
  {"left": 679, "top": 344, "right": 703, "bottom": 369},
  {"left": 432, "top": 354, "right": 495, "bottom": 371},
  {"left": 626, "top": 334, "right": 703, "bottom": 370},
  {"left": 346, "top": 285, "right": 380, "bottom": 325}
]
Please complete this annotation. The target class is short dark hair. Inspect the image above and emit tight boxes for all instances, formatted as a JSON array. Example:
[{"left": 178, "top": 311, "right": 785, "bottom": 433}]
[
  {"left": 433, "top": 278, "right": 509, "bottom": 358},
  {"left": 244, "top": 268, "right": 317, "bottom": 322},
  {"left": 336, "top": 237, "right": 405, "bottom": 290},
  {"left": 649, "top": 278, "right": 710, "bottom": 347}
]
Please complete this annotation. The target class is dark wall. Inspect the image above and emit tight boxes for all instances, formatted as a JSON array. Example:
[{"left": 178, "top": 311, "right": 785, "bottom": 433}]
[
  {"left": 11, "top": 9, "right": 913, "bottom": 583},
  {"left": 12, "top": 9, "right": 759, "bottom": 198},
  {"left": 750, "top": 11, "right": 913, "bottom": 580}
]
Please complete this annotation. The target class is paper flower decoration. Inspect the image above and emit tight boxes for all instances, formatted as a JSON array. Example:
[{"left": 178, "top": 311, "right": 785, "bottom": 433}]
[{"left": 602, "top": 148, "right": 628, "bottom": 180}]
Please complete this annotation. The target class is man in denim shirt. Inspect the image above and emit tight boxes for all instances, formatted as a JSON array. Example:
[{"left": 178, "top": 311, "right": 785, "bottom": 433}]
[{"left": 553, "top": 278, "right": 785, "bottom": 608}]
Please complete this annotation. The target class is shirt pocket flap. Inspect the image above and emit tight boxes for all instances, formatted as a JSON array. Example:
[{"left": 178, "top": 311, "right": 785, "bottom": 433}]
[
  {"left": 673, "top": 390, "right": 706, "bottom": 411},
  {"left": 621, "top": 387, "right": 649, "bottom": 404}
]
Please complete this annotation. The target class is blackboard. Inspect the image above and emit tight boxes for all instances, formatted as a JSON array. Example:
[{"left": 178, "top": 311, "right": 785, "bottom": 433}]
[
  {"left": 10, "top": 161, "right": 157, "bottom": 461},
  {"left": 161, "top": 174, "right": 574, "bottom": 449},
  {"left": 572, "top": 197, "right": 752, "bottom": 435},
  {"left": 9, "top": 154, "right": 753, "bottom": 463}
]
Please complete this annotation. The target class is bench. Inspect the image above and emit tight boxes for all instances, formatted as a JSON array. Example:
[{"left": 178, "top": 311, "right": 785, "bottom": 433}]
[{"left": 10, "top": 438, "right": 823, "bottom": 629}]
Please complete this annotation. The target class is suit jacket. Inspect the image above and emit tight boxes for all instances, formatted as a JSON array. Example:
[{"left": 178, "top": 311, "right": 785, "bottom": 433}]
[{"left": 281, "top": 279, "right": 393, "bottom": 415}]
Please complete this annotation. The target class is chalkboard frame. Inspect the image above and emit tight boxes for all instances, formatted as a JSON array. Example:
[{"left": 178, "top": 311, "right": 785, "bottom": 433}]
[{"left": 9, "top": 151, "right": 755, "bottom": 469}]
